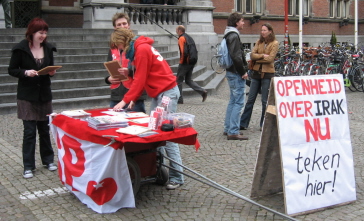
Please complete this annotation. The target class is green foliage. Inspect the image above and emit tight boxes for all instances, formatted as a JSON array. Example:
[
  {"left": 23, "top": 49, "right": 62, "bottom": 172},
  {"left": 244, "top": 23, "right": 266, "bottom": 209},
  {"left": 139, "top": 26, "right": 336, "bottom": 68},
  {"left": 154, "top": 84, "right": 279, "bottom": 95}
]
[{"left": 330, "top": 31, "right": 337, "bottom": 46}]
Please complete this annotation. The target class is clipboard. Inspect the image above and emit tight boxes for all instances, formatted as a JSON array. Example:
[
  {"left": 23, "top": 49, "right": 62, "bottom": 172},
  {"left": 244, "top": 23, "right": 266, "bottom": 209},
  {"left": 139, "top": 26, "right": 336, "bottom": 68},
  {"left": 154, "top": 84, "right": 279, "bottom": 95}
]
[
  {"left": 37, "top": 66, "right": 62, "bottom": 75},
  {"left": 104, "top": 60, "right": 128, "bottom": 82}
]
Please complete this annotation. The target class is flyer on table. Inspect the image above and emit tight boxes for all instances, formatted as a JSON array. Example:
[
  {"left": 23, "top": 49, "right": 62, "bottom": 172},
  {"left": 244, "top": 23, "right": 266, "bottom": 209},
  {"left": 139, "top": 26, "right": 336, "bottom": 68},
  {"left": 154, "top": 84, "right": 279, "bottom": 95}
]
[{"left": 274, "top": 74, "right": 356, "bottom": 215}]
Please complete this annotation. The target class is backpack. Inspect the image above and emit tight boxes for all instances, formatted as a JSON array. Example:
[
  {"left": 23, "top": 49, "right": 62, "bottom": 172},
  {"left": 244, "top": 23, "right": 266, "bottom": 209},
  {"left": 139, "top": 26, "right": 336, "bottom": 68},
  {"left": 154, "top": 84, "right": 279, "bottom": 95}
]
[
  {"left": 182, "top": 33, "right": 198, "bottom": 65},
  {"left": 218, "top": 32, "right": 239, "bottom": 69},
  {"left": 218, "top": 38, "right": 232, "bottom": 69}
]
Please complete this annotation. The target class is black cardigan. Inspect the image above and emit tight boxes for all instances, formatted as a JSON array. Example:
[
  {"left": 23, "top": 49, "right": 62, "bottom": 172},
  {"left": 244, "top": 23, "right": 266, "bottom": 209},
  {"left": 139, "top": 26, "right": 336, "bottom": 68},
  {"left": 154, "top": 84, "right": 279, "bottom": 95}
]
[{"left": 8, "top": 39, "right": 57, "bottom": 102}]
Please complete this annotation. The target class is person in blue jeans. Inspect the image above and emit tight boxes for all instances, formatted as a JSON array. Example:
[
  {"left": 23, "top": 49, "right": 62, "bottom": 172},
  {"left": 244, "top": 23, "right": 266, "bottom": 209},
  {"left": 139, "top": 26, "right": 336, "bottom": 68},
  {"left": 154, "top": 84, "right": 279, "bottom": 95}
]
[
  {"left": 240, "top": 23, "right": 279, "bottom": 131},
  {"left": 223, "top": 12, "right": 249, "bottom": 141},
  {"left": 110, "top": 28, "right": 184, "bottom": 190}
]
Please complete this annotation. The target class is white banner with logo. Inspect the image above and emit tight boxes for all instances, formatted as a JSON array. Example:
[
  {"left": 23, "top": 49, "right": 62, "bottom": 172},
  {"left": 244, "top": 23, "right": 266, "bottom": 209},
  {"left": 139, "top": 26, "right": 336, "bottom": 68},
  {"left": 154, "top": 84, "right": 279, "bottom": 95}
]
[{"left": 50, "top": 124, "right": 135, "bottom": 213}]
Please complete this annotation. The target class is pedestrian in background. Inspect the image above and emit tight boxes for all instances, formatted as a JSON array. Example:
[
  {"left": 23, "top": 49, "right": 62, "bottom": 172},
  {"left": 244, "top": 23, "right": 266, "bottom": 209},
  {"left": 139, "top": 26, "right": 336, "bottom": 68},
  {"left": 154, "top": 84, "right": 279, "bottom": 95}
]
[
  {"left": 223, "top": 12, "right": 249, "bottom": 141},
  {"left": 8, "top": 18, "right": 58, "bottom": 178},
  {"left": 1, "top": 0, "right": 11, "bottom": 28},
  {"left": 110, "top": 28, "right": 184, "bottom": 190},
  {"left": 104, "top": 12, "right": 146, "bottom": 112},
  {"left": 176, "top": 25, "right": 207, "bottom": 104},
  {"left": 240, "top": 23, "right": 279, "bottom": 131}
]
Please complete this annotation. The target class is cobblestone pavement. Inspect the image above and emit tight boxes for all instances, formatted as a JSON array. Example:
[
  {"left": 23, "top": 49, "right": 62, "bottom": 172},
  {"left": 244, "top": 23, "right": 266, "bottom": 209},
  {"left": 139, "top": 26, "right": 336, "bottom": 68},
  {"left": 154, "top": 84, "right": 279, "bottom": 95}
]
[{"left": 1, "top": 78, "right": 363, "bottom": 221}]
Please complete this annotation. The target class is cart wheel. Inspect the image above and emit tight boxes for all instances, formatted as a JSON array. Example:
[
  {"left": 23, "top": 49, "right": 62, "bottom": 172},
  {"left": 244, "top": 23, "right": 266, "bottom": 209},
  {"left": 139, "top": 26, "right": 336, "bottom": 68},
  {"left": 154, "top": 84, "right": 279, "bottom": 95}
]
[
  {"left": 155, "top": 166, "right": 169, "bottom": 185},
  {"left": 127, "top": 156, "right": 141, "bottom": 196}
]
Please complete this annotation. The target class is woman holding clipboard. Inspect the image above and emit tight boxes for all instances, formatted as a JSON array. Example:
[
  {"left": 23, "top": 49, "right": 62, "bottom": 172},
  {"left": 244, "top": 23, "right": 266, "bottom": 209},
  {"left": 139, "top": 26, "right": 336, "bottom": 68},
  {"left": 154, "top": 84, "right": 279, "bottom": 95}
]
[{"left": 8, "top": 18, "right": 58, "bottom": 179}]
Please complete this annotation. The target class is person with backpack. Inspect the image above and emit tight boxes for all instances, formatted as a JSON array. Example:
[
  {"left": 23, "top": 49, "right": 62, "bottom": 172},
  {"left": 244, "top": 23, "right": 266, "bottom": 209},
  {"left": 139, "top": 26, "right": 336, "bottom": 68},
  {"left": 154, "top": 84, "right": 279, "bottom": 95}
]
[
  {"left": 223, "top": 12, "right": 249, "bottom": 141},
  {"left": 175, "top": 25, "right": 207, "bottom": 104}
]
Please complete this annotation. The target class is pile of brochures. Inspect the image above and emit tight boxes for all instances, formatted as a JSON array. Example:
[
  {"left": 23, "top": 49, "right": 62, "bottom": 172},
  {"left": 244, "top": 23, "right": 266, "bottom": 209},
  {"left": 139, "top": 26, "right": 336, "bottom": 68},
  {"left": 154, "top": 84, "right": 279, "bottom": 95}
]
[
  {"left": 61, "top": 110, "right": 91, "bottom": 119},
  {"left": 86, "top": 115, "right": 129, "bottom": 130}
]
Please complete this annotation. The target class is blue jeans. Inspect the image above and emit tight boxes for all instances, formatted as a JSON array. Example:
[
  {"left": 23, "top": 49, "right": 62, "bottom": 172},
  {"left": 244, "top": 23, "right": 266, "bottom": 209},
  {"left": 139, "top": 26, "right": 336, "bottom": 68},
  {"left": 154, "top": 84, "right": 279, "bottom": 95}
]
[
  {"left": 224, "top": 71, "right": 246, "bottom": 135},
  {"left": 150, "top": 86, "right": 184, "bottom": 184},
  {"left": 240, "top": 77, "right": 271, "bottom": 128},
  {"left": 110, "top": 100, "right": 146, "bottom": 113}
]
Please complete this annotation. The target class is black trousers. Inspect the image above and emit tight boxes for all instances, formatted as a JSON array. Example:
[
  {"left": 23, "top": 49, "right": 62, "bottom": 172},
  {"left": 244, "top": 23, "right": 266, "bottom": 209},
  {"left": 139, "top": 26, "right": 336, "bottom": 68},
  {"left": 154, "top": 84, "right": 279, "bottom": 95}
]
[
  {"left": 22, "top": 120, "right": 54, "bottom": 170},
  {"left": 176, "top": 64, "right": 205, "bottom": 102}
]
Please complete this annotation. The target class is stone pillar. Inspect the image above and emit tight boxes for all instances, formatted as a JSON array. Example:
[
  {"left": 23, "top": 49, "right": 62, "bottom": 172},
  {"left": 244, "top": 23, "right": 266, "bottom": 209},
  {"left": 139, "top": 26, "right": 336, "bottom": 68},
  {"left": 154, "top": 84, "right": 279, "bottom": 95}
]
[
  {"left": 0, "top": 4, "right": 4, "bottom": 28},
  {"left": 82, "top": 0, "right": 126, "bottom": 29}
]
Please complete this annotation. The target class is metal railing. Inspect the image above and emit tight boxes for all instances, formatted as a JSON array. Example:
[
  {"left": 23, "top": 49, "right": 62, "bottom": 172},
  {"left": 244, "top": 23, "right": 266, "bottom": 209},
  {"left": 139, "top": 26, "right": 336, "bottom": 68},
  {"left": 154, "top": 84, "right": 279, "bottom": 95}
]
[{"left": 81, "top": 3, "right": 186, "bottom": 30}]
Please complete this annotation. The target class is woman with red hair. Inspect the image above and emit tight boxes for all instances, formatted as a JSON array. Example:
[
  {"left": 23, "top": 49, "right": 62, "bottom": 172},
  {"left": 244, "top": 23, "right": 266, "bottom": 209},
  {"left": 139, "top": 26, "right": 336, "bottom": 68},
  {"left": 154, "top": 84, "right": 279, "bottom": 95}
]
[{"left": 8, "top": 18, "right": 58, "bottom": 178}]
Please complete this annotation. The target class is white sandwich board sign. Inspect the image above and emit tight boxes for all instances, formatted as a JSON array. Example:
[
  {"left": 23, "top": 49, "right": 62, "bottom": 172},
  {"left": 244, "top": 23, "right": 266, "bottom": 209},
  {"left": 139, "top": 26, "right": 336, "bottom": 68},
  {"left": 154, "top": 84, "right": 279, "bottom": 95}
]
[{"left": 251, "top": 74, "right": 356, "bottom": 216}]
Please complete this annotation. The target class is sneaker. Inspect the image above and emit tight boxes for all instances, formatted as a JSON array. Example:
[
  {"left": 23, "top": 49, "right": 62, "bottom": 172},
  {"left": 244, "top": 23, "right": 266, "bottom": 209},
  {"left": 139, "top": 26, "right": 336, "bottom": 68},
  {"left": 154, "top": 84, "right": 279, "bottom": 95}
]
[
  {"left": 44, "top": 163, "right": 57, "bottom": 171},
  {"left": 23, "top": 170, "right": 33, "bottom": 179},
  {"left": 166, "top": 181, "right": 181, "bottom": 190}
]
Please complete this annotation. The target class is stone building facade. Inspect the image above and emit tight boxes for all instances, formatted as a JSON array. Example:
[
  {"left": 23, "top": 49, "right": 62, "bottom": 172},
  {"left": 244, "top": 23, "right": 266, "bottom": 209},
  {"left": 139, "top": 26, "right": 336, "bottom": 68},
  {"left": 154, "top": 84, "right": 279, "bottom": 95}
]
[{"left": 212, "top": 0, "right": 364, "bottom": 47}]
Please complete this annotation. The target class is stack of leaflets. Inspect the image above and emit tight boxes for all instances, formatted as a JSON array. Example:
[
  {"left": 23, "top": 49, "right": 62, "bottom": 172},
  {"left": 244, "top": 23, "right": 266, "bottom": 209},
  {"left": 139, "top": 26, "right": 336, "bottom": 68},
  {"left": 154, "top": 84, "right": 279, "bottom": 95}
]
[
  {"left": 61, "top": 110, "right": 91, "bottom": 119},
  {"left": 86, "top": 115, "right": 129, "bottom": 130},
  {"left": 116, "top": 125, "right": 151, "bottom": 135}
]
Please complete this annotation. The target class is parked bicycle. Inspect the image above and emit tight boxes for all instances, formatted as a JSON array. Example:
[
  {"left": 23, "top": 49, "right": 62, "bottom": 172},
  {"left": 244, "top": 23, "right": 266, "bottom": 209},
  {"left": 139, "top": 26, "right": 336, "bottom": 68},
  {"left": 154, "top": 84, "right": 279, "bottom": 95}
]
[
  {"left": 210, "top": 43, "right": 225, "bottom": 74},
  {"left": 348, "top": 50, "right": 364, "bottom": 92}
]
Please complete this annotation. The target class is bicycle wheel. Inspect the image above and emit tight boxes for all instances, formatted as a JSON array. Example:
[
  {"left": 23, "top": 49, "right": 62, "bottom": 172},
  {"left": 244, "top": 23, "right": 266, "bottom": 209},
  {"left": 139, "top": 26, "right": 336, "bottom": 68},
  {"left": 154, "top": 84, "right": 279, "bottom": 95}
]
[
  {"left": 274, "top": 61, "right": 284, "bottom": 76},
  {"left": 317, "top": 65, "right": 326, "bottom": 75},
  {"left": 308, "top": 64, "right": 318, "bottom": 75},
  {"left": 284, "top": 63, "right": 295, "bottom": 76},
  {"left": 211, "top": 56, "right": 225, "bottom": 74},
  {"left": 300, "top": 63, "right": 310, "bottom": 76},
  {"left": 349, "top": 67, "right": 364, "bottom": 92},
  {"left": 126, "top": 156, "right": 141, "bottom": 196}
]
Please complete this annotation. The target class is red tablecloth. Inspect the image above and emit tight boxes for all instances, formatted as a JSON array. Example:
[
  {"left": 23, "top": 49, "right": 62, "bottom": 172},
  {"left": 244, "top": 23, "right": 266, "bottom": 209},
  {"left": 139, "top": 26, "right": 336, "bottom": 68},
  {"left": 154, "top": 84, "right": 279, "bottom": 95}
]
[{"left": 51, "top": 108, "right": 200, "bottom": 151}]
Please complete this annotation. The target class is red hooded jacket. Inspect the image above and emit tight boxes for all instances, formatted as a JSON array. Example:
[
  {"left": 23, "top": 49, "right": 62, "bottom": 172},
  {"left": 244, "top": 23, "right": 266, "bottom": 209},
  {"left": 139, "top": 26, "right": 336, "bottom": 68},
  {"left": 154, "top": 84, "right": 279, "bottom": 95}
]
[{"left": 122, "top": 36, "right": 177, "bottom": 104}]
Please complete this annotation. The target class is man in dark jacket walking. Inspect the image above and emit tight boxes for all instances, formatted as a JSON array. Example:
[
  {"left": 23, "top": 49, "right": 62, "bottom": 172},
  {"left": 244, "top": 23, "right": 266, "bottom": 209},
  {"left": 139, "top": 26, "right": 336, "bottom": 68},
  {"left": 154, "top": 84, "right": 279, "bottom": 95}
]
[
  {"left": 223, "top": 12, "right": 249, "bottom": 140},
  {"left": 176, "top": 25, "right": 207, "bottom": 104}
]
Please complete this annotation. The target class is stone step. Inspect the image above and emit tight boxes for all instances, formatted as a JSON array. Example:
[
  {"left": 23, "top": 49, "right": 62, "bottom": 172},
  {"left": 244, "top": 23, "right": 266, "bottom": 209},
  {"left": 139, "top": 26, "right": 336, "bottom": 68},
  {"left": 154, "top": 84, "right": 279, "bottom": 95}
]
[
  {"left": 0, "top": 28, "right": 221, "bottom": 115},
  {"left": 170, "top": 64, "right": 207, "bottom": 79},
  {"left": 0, "top": 95, "right": 111, "bottom": 115},
  {"left": 0, "top": 69, "right": 106, "bottom": 83},
  {"left": 182, "top": 72, "right": 226, "bottom": 96},
  {"left": 0, "top": 85, "right": 110, "bottom": 103},
  {"left": 0, "top": 28, "right": 119, "bottom": 35},
  {"left": 0, "top": 75, "right": 222, "bottom": 114},
  {"left": 0, "top": 64, "right": 208, "bottom": 93},
  {"left": 0, "top": 77, "right": 105, "bottom": 93},
  {"left": 0, "top": 34, "right": 115, "bottom": 43},
  {"left": 0, "top": 44, "right": 172, "bottom": 58},
  {"left": 0, "top": 70, "right": 217, "bottom": 104},
  {"left": 190, "top": 70, "right": 216, "bottom": 87}
]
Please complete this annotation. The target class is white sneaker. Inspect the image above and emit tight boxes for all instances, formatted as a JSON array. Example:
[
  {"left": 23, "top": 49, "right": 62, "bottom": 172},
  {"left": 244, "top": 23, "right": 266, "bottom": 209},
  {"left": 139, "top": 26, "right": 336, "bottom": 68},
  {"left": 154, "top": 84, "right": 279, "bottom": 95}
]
[
  {"left": 44, "top": 163, "right": 57, "bottom": 171},
  {"left": 23, "top": 170, "right": 33, "bottom": 179},
  {"left": 166, "top": 181, "right": 181, "bottom": 190}
]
